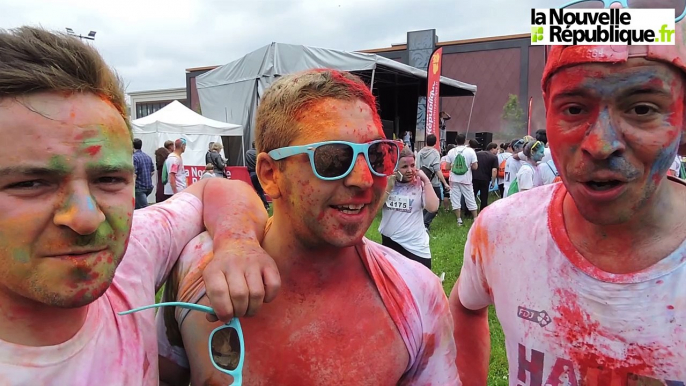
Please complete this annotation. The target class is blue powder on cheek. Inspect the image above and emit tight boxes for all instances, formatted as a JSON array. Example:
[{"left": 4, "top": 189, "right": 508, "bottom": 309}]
[{"left": 650, "top": 140, "right": 679, "bottom": 179}]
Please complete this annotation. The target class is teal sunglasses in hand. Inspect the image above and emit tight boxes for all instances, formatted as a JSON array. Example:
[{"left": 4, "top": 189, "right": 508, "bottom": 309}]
[{"left": 119, "top": 302, "right": 244, "bottom": 386}]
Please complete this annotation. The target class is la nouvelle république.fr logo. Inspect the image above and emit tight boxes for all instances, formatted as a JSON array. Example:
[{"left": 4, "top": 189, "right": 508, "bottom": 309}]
[{"left": 531, "top": 8, "right": 675, "bottom": 45}]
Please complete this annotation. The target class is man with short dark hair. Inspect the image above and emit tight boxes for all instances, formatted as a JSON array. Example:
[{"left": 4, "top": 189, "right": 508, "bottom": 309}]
[
  {"left": 417, "top": 134, "right": 450, "bottom": 230},
  {"left": 155, "top": 140, "right": 174, "bottom": 203},
  {"left": 133, "top": 137, "right": 154, "bottom": 209},
  {"left": 472, "top": 142, "right": 499, "bottom": 211}
]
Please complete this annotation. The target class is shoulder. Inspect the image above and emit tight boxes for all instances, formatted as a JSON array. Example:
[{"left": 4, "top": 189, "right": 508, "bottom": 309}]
[
  {"left": 475, "top": 184, "right": 557, "bottom": 232},
  {"left": 363, "top": 239, "right": 444, "bottom": 299}
]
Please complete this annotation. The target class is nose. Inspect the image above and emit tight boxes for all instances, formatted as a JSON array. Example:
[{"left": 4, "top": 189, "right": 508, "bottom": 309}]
[
  {"left": 580, "top": 108, "right": 626, "bottom": 160},
  {"left": 343, "top": 154, "right": 374, "bottom": 189},
  {"left": 53, "top": 183, "right": 106, "bottom": 235}
]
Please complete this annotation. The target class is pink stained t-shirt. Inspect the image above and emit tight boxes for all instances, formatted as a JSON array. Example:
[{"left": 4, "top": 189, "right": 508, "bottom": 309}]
[
  {"left": 458, "top": 181, "right": 686, "bottom": 385},
  {"left": 0, "top": 193, "right": 205, "bottom": 386},
  {"left": 156, "top": 233, "right": 460, "bottom": 385}
]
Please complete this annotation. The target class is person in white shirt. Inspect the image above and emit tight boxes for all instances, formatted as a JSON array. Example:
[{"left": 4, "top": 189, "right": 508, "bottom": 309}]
[
  {"left": 669, "top": 154, "right": 682, "bottom": 178},
  {"left": 538, "top": 158, "right": 560, "bottom": 185},
  {"left": 445, "top": 133, "right": 478, "bottom": 226},
  {"left": 379, "top": 146, "right": 439, "bottom": 269},
  {"left": 450, "top": 23, "right": 686, "bottom": 384},
  {"left": 497, "top": 142, "right": 513, "bottom": 197},
  {"left": 502, "top": 139, "right": 524, "bottom": 198},
  {"left": 515, "top": 140, "right": 544, "bottom": 192},
  {"left": 200, "top": 163, "right": 216, "bottom": 180}
]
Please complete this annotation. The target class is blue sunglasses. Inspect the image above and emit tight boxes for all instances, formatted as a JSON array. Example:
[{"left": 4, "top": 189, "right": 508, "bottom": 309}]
[
  {"left": 268, "top": 140, "right": 400, "bottom": 181},
  {"left": 561, "top": 0, "right": 686, "bottom": 22},
  {"left": 119, "top": 302, "right": 244, "bottom": 386}
]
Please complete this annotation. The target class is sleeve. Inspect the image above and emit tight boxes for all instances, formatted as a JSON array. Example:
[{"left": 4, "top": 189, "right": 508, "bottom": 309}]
[
  {"left": 431, "top": 152, "right": 441, "bottom": 172},
  {"left": 156, "top": 296, "right": 190, "bottom": 369},
  {"left": 148, "top": 156, "right": 155, "bottom": 172},
  {"left": 457, "top": 220, "right": 493, "bottom": 310},
  {"left": 169, "top": 158, "right": 180, "bottom": 174},
  {"left": 401, "top": 272, "right": 460, "bottom": 385},
  {"left": 127, "top": 192, "right": 205, "bottom": 289},
  {"left": 470, "top": 149, "right": 478, "bottom": 165}
]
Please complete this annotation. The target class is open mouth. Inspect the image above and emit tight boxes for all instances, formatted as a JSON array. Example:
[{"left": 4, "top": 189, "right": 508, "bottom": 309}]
[
  {"left": 331, "top": 204, "right": 365, "bottom": 215},
  {"left": 584, "top": 180, "right": 623, "bottom": 191}
]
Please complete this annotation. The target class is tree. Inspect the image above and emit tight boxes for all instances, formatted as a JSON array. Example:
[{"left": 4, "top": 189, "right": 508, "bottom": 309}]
[{"left": 502, "top": 94, "right": 526, "bottom": 137}]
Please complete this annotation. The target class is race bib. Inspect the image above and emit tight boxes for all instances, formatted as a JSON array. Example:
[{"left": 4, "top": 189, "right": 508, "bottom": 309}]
[{"left": 386, "top": 194, "right": 411, "bottom": 212}]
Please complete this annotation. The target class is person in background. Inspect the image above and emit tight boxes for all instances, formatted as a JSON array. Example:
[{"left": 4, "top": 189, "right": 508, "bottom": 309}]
[
  {"left": 473, "top": 142, "right": 499, "bottom": 211},
  {"left": 440, "top": 144, "right": 456, "bottom": 211},
  {"left": 512, "top": 140, "right": 543, "bottom": 194},
  {"left": 205, "top": 141, "right": 214, "bottom": 165},
  {"left": 403, "top": 130, "right": 412, "bottom": 150},
  {"left": 417, "top": 134, "right": 450, "bottom": 231},
  {"left": 497, "top": 141, "right": 513, "bottom": 197},
  {"left": 209, "top": 142, "right": 226, "bottom": 178},
  {"left": 439, "top": 111, "right": 451, "bottom": 151},
  {"left": 669, "top": 154, "right": 682, "bottom": 177},
  {"left": 200, "top": 163, "right": 216, "bottom": 180},
  {"left": 133, "top": 137, "right": 154, "bottom": 209},
  {"left": 245, "top": 141, "right": 270, "bottom": 210},
  {"left": 155, "top": 140, "right": 174, "bottom": 203},
  {"left": 502, "top": 138, "right": 524, "bottom": 198},
  {"left": 164, "top": 138, "right": 188, "bottom": 198},
  {"left": 381, "top": 146, "right": 440, "bottom": 268},
  {"left": 445, "top": 133, "right": 478, "bottom": 226}
]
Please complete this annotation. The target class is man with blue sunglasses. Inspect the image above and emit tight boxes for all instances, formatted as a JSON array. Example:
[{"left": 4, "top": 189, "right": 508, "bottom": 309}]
[
  {"left": 451, "top": 9, "right": 686, "bottom": 386},
  {"left": 157, "top": 69, "right": 459, "bottom": 385}
]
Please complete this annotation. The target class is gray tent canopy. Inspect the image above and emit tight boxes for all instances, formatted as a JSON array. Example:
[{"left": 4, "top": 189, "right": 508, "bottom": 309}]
[{"left": 197, "top": 42, "right": 477, "bottom": 165}]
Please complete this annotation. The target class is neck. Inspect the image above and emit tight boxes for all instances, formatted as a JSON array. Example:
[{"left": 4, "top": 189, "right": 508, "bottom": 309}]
[
  {"left": 263, "top": 210, "right": 360, "bottom": 283},
  {"left": 0, "top": 287, "right": 88, "bottom": 346},
  {"left": 564, "top": 179, "right": 686, "bottom": 273},
  {"left": 174, "top": 150, "right": 183, "bottom": 156}
]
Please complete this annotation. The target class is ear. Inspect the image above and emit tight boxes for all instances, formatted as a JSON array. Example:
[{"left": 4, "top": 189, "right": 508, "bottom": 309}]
[{"left": 256, "top": 153, "right": 282, "bottom": 200}]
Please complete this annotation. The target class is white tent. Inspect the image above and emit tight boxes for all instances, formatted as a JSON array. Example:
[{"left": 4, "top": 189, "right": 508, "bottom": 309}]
[
  {"left": 196, "top": 42, "right": 477, "bottom": 165},
  {"left": 131, "top": 100, "right": 243, "bottom": 201}
]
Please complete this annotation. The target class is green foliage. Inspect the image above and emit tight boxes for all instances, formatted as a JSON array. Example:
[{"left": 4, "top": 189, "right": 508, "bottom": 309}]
[{"left": 502, "top": 94, "right": 526, "bottom": 137}]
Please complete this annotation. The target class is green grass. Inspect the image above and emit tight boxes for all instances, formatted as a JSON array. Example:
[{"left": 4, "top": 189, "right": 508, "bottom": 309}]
[
  {"left": 157, "top": 200, "right": 509, "bottom": 383},
  {"left": 365, "top": 205, "right": 508, "bottom": 384}
]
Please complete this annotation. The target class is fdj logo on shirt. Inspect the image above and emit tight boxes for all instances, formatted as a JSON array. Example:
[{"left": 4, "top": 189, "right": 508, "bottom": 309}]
[
  {"left": 530, "top": 8, "right": 675, "bottom": 46},
  {"left": 386, "top": 194, "right": 413, "bottom": 213}
]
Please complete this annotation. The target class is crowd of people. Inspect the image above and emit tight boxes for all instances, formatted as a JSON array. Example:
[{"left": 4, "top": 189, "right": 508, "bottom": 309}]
[{"left": 3, "top": 18, "right": 686, "bottom": 386}]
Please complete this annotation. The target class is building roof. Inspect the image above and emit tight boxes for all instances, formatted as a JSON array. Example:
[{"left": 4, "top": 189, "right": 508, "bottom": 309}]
[
  {"left": 186, "top": 65, "right": 220, "bottom": 73},
  {"left": 128, "top": 87, "right": 186, "bottom": 96},
  {"left": 357, "top": 32, "right": 531, "bottom": 53}
]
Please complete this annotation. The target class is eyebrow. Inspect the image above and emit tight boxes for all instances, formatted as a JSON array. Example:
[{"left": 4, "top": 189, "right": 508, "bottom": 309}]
[
  {"left": 551, "top": 85, "right": 672, "bottom": 101},
  {"left": 0, "top": 166, "right": 72, "bottom": 178},
  {"left": 87, "top": 163, "right": 135, "bottom": 176}
]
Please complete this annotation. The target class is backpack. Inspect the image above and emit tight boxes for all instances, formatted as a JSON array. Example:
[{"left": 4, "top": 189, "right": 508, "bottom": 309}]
[
  {"left": 544, "top": 160, "right": 562, "bottom": 183},
  {"left": 507, "top": 164, "right": 535, "bottom": 196},
  {"left": 497, "top": 156, "right": 509, "bottom": 179},
  {"left": 161, "top": 161, "right": 169, "bottom": 185},
  {"left": 451, "top": 148, "right": 469, "bottom": 175}
]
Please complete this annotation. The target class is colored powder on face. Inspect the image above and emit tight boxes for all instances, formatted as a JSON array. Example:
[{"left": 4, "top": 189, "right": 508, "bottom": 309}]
[
  {"left": 48, "top": 155, "right": 72, "bottom": 174},
  {"left": 85, "top": 145, "right": 102, "bottom": 156},
  {"left": 12, "top": 249, "right": 30, "bottom": 264}
]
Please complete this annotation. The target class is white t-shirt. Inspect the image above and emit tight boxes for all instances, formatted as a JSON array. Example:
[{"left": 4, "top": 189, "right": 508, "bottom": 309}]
[
  {"left": 516, "top": 162, "right": 542, "bottom": 191},
  {"left": 497, "top": 152, "right": 512, "bottom": 186},
  {"left": 446, "top": 146, "right": 478, "bottom": 184},
  {"left": 538, "top": 160, "right": 559, "bottom": 185},
  {"left": 458, "top": 182, "right": 686, "bottom": 385},
  {"left": 379, "top": 179, "right": 430, "bottom": 259},
  {"left": 164, "top": 153, "right": 187, "bottom": 195},
  {"left": 502, "top": 157, "right": 522, "bottom": 198},
  {"left": 670, "top": 155, "right": 681, "bottom": 174}
]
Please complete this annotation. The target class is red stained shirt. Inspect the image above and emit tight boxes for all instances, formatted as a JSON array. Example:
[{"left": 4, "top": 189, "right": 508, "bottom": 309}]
[{"left": 459, "top": 182, "right": 686, "bottom": 385}]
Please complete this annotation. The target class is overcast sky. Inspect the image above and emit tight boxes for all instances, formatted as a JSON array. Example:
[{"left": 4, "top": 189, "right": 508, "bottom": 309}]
[{"left": 2, "top": 0, "right": 566, "bottom": 95}]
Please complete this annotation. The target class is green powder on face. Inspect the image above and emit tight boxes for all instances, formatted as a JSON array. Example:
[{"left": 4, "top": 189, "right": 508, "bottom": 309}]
[{"left": 48, "top": 155, "right": 72, "bottom": 174}]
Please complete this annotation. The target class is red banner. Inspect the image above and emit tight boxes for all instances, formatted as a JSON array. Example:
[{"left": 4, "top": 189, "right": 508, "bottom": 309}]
[{"left": 425, "top": 47, "right": 443, "bottom": 151}]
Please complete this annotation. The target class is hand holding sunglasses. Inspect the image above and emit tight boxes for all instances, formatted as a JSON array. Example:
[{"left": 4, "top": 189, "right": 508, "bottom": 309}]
[{"left": 119, "top": 302, "right": 245, "bottom": 386}]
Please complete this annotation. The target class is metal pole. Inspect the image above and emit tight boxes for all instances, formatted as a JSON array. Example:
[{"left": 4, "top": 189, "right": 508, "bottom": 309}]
[
  {"left": 465, "top": 93, "right": 477, "bottom": 136},
  {"left": 370, "top": 67, "right": 376, "bottom": 90}
]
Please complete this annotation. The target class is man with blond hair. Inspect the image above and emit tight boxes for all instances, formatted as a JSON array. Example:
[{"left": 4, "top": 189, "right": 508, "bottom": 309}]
[
  {"left": 156, "top": 69, "right": 459, "bottom": 385},
  {"left": 0, "top": 26, "right": 279, "bottom": 384}
]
